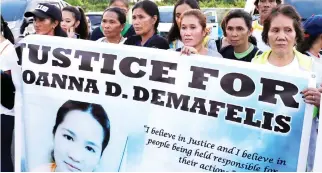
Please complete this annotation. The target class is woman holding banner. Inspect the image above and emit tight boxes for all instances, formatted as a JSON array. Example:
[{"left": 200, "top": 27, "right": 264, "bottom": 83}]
[
  {"left": 24, "top": 3, "right": 67, "bottom": 37},
  {"left": 124, "top": 0, "right": 169, "bottom": 49},
  {"left": 97, "top": 7, "right": 127, "bottom": 44},
  {"left": 32, "top": 100, "right": 111, "bottom": 172},
  {"left": 219, "top": 10, "right": 261, "bottom": 62},
  {"left": 251, "top": 5, "right": 321, "bottom": 107},
  {"left": 61, "top": 6, "right": 89, "bottom": 39},
  {"left": 251, "top": 5, "right": 321, "bottom": 171},
  {"left": 176, "top": 9, "right": 222, "bottom": 57}
]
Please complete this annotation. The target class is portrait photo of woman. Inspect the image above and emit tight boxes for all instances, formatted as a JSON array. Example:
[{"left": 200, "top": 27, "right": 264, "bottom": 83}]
[{"left": 31, "top": 100, "right": 111, "bottom": 172}]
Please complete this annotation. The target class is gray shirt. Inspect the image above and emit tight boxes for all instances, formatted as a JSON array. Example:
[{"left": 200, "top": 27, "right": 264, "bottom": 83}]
[{"left": 207, "top": 49, "right": 223, "bottom": 58}]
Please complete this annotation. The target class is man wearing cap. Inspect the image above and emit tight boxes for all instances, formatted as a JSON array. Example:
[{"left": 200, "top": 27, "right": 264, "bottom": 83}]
[{"left": 24, "top": 3, "right": 66, "bottom": 37}]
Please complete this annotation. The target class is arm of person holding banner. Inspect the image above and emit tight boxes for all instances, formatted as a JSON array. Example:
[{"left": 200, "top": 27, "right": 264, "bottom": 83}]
[{"left": 301, "top": 84, "right": 322, "bottom": 108}]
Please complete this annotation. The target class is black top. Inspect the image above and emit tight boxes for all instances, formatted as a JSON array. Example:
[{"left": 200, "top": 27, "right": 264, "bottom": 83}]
[
  {"left": 219, "top": 45, "right": 262, "bottom": 62},
  {"left": 124, "top": 34, "right": 170, "bottom": 50},
  {"left": 90, "top": 25, "right": 136, "bottom": 41}
]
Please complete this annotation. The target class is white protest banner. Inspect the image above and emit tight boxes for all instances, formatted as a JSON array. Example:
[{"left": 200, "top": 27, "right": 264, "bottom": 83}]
[{"left": 16, "top": 35, "right": 314, "bottom": 172}]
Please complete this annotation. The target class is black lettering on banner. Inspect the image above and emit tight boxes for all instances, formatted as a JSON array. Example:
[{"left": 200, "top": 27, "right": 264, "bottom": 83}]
[
  {"left": 274, "top": 115, "right": 291, "bottom": 133},
  {"left": 189, "top": 97, "right": 207, "bottom": 115},
  {"left": 52, "top": 48, "right": 72, "bottom": 68},
  {"left": 151, "top": 89, "right": 166, "bottom": 106},
  {"left": 28, "top": 44, "right": 50, "bottom": 64},
  {"left": 16, "top": 43, "right": 26, "bottom": 65},
  {"left": 243, "top": 107, "right": 261, "bottom": 128},
  {"left": 225, "top": 104, "right": 243, "bottom": 123},
  {"left": 208, "top": 100, "right": 226, "bottom": 117},
  {"left": 101, "top": 54, "right": 117, "bottom": 74},
  {"left": 259, "top": 78, "right": 299, "bottom": 108},
  {"left": 74, "top": 50, "right": 100, "bottom": 72},
  {"left": 68, "top": 76, "right": 84, "bottom": 91},
  {"left": 105, "top": 81, "right": 122, "bottom": 97},
  {"left": 35, "top": 72, "right": 50, "bottom": 87},
  {"left": 220, "top": 73, "right": 255, "bottom": 97},
  {"left": 84, "top": 79, "right": 99, "bottom": 94},
  {"left": 165, "top": 92, "right": 190, "bottom": 111},
  {"left": 188, "top": 66, "right": 219, "bottom": 90},
  {"left": 261, "top": 112, "right": 274, "bottom": 130},
  {"left": 51, "top": 74, "right": 68, "bottom": 89},
  {"left": 133, "top": 86, "right": 149, "bottom": 101},
  {"left": 22, "top": 70, "right": 36, "bottom": 84},
  {"left": 149, "top": 60, "right": 177, "bottom": 84},
  {"left": 119, "top": 57, "right": 146, "bottom": 78}
]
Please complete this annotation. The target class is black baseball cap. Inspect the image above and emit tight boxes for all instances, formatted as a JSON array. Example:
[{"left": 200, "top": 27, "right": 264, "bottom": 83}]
[{"left": 24, "top": 3, "right": 62, "bottom": 21}]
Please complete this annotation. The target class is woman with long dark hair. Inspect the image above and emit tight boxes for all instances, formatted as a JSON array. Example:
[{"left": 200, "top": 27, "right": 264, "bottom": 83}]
[
  {"left": 1, "top": 15, "right": 21, "bottom": 172},
  {"left": 61, "top": 6, "right": 89, "bottom": 39},
  {"left": 124, "top": 0, "right": 169, "bottom": 49},
  {"left": 24, "top": 3, "right": 67, "bottom": 37}
]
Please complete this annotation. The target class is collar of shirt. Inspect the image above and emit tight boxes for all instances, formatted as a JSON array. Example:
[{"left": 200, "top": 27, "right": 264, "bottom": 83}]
[{"left": 135, "top": 34, "right": 158, "bottom": 47}]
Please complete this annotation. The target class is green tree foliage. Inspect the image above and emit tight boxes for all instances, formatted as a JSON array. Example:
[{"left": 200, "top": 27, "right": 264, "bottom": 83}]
[{"left": 65, "top": 0, "right": 245, "bottom": 11}]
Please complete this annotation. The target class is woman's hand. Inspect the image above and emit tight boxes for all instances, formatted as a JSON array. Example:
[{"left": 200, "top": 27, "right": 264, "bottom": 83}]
[
  {"left": 180, "top": 46, "right": 198, "bottom": 56},
  {"left": 67, "top": 27, "right": 76, "bottom": 38},
  {"left": 301, "top": 84, "right": 322, "bottom": 107}
]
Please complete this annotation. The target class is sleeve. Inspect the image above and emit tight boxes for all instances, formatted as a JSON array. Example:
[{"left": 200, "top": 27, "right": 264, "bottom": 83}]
[
  {"left": 0, "top": 44, "right": 21, "bottom": 110},
  {"left": 207, "top": 39, "right": 218, "bottom": 52},
  {"left": 160, "top": 39, "right": 170, "bottom": 50},
  {"left": 90, "top": 27, "right": 104, "bottom": 41}
]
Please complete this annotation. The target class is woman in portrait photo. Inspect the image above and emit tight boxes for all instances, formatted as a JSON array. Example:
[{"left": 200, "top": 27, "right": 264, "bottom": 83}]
[{"left": 33, "top": 100, "right": 111, "bottom": 172}]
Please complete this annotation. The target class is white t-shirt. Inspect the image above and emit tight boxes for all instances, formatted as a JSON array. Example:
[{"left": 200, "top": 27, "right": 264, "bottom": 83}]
[
  {"left": 0, "top": 39, "right": 21, "bottom": 116},
  {"left": 264, "top": 56, "right": 302, "bottom": 72},
  {"left": 252, "top": 20, "right": 271, "bottom": 52},
  {"left": 306, "top": 51, "right": 321, "bottom": 63},
  {"left": 96, "top": 37, "right": 126, "bottom": 44}
]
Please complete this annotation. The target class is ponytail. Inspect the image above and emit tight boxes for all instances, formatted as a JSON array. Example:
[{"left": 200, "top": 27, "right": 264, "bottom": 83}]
[
  {"left": 248, "top": 35, "right": 257, "bottom": 46},
  {"left": 1, "top": 15, "right": 15, "bottom": 44},
  {"left": 76, "top": 7, "right": 89, "bottom": 39},
  {"left": 296, "top": 34, "right": 319, "bottom": 54}
]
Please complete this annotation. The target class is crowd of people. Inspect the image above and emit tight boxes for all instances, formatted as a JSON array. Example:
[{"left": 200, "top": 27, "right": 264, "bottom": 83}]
[{"left": 1, "top": 0, "right": 321, "bottom": 171}]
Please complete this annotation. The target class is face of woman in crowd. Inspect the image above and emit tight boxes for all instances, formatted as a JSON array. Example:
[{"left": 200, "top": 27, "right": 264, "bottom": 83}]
[
  {"left": 225, "top": 18, "right": 251, "bottom": 47},
  {"left": 102, "top": 11, "right": 124, "bottom": 38},
  {"left": 175, "top": 3, "right": 192, "bottom": 27},
  {"left": 53, "top": 110, "right": 104, "bottom": 172},
  {"left": 268, "top": 14, "right": 296, "bottom": 55},
  {"left": 132, "top": 8, "right": 156, "bottom": 36},
  {"left": 61, "top": 11, "right": 79, "bottom": 32},
  {"left": 110, "top": 0, "right": 128, "bottom": 14},
  {"left": 33, "top": 17, "right": 57, "bottom": 35},
  {"left": 180, "top": 15, "right": 206, "bottom": 48}
]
